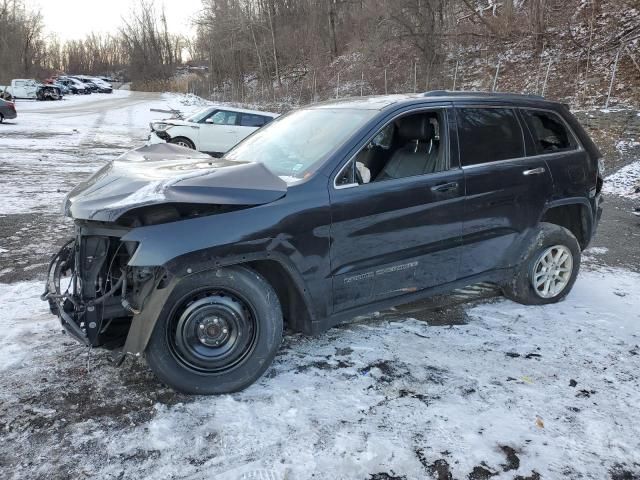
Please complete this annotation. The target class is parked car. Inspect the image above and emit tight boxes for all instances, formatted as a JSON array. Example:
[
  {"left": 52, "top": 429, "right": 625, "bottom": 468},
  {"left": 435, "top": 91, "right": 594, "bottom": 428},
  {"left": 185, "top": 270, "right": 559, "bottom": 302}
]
[
  {"left": 0, "top": 79, "right": 61, "bottom": 100},
  {"left": 43, "top": 91, "right": 604, "bottom": 394},
  {"left": 148, "top": 106, "right": 278, "bottom": 155},
  {"left": 69, "top": 76, "right": 99, "bottom": 92},
  {"left": 36, "top": 83, "right": 62, "bottom": 100},
  {"left": 71, "top": 76, "right": 112, "bottom": 93},
  {"left": 51, "top": 81, "right": 69, "bottom": 95},
  {"left": 87, "top": 76, "right": 113, "bottom": 93},
  {"left": 0, "top": 98, "right": 17, "bottom": 122},
  {"left": 0, "top": 79, "right": 39, "bottom": 100},
  {"left": 57, "top": 76, "right": 89, "bottom": 94}
]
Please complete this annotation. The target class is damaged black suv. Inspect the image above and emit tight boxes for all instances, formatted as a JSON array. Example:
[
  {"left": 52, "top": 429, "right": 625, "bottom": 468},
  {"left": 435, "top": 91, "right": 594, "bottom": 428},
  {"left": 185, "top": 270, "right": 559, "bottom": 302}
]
[{"left": 43, "top": 91, "right": 604, "bottom": 394}]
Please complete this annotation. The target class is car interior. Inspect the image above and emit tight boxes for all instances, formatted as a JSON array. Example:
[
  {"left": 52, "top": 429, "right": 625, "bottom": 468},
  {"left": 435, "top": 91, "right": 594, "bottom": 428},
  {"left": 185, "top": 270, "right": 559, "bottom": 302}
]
[{"left": 337, "top": 111, "right": 447, "bottom": 186}]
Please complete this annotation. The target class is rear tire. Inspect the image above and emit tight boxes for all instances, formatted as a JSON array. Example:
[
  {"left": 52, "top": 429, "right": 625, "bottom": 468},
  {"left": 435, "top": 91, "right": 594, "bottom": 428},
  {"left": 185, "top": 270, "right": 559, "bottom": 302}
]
[
  {"left": 503, "top": 222, "right": 581, "bottom": 305},
  {"left": 169, "top": 136, "right": 196, "bottom": 150},
  {"left": 146, "top": 266, "right": 283, "bottom": 394}
]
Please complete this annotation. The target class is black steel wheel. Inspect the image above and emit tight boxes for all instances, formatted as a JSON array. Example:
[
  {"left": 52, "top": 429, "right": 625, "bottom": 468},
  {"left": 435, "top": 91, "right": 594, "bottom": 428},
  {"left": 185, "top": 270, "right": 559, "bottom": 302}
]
[
  {"left": 168, "top": 290, "right": 258, "bottom": 374},
  {"left": 146, "top": 266, "right": 283, "bottom": 394}
]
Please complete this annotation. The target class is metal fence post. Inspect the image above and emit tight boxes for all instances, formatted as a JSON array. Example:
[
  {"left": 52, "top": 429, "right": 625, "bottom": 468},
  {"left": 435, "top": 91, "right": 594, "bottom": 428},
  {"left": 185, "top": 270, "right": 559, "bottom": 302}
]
[
  {"left": 541, "top": 59, "right": 552, "bottom": 97},
  {"left": 336, "top": 72, "right": 340, "bottom": 99},
  {"left": 361, "top": 72, "right": 364, "bottom": 96},
  {"left": 492, "top": 61, "right": 501, "bottom": 92},
  {"left": 605, "top": 46, "right": 622, "bottom": 109},
  {"left": 453, "top": 60, "right": 459, "bottom": 90},
  {"left": 384, "top": 69, "right": 387, "bottom": 95}
]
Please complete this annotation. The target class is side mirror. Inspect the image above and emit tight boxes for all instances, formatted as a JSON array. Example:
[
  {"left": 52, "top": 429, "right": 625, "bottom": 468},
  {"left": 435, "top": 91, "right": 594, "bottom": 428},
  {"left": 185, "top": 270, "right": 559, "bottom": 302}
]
[{"left": 205, "top": 118, "right": 214, "bottom": 124}]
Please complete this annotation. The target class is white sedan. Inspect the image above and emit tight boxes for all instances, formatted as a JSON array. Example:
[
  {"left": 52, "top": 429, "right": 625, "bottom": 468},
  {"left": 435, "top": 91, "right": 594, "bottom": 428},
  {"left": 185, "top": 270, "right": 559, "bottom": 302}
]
[{"left": 148, "top": 106, "right": 279, "bottom": 156}]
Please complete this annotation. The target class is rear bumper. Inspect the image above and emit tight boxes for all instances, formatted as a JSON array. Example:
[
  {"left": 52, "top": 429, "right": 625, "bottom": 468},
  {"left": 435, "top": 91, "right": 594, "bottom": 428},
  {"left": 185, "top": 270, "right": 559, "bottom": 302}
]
[{"left": 1, "top": 109, "right": 17, "bottom": 119}]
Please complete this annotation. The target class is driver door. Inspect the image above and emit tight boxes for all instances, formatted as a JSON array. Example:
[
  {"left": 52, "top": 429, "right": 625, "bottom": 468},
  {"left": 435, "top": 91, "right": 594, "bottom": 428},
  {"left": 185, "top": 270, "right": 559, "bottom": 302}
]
[
  {"left": 199, "top": 109, "right": 241, "bottom": 154},
  {"left": 328, "top": 107, "right": 465, "bottom": 313}
]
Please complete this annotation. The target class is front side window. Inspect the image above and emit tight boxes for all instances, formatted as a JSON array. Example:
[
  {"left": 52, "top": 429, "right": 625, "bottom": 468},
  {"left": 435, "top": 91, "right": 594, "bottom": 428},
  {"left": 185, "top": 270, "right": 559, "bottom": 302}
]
[
  {"left": 336, "top": 110, "right": 448, "bottom": 186},
  {"left": 225, "top": 108, "right": 377, "bottom": 183},
  {"left": 457, "top": 108, "right": 524, "bottom": 166},
  {"left": 209, "top": 110, "right": 238, "bottom": 125},
  {"left": 522, "top": 109, "right": 577, "bottom": 154}
]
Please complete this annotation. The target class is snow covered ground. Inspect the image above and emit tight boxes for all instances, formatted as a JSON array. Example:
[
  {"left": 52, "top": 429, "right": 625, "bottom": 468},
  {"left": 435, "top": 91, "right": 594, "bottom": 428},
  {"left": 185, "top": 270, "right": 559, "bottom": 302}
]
[
  {"left": 0, "top": 94, "right": 639, "bottom": 479},
  {"left": 1, "top": 266, "right": 639, "bottom": 480}
]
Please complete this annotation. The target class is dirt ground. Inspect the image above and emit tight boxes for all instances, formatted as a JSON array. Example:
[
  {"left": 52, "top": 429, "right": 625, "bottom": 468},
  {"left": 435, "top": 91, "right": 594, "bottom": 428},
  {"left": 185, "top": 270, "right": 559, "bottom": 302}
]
[{"left": 0, "top": 92, "right": 639, "bottom": 480}]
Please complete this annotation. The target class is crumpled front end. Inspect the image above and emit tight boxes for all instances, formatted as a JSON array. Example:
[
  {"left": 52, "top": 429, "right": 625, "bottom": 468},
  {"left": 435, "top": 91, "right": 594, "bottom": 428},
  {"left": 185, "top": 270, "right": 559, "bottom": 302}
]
[{"left": 42, "top": 222, "right": 162, "bottom": 350}]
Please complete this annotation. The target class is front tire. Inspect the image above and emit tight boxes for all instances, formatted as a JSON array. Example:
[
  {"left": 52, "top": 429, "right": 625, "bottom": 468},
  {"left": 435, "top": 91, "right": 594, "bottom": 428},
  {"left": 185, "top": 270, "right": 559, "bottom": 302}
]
[
  {"left": 169, "top": 136, "right": 196, "bottom": 150},
  {"left": 503, "top": 222, "right": 581, "bottom": 305},
  {"left": 146, "top": 266, "right": 283, "bottom": 394}
]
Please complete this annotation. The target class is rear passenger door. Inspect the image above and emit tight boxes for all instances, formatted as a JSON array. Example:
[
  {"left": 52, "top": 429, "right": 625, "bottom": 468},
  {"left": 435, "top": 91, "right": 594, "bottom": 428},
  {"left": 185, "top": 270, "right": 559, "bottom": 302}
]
[
  {"left": 519, "top": 108, "right": 588, "bottom": 199},
  {"left": 457, "top": 106, "right": 553, "bottom": 278}
]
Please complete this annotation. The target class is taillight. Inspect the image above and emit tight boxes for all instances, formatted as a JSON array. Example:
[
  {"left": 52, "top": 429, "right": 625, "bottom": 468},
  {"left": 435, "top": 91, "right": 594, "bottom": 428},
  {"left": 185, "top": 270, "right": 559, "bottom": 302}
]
[
  {"left": 595, "top": 157, "right": 604, "bottom": 195},
  {"left": 8, "top": 102, "right": 15, "bottom": 111}
]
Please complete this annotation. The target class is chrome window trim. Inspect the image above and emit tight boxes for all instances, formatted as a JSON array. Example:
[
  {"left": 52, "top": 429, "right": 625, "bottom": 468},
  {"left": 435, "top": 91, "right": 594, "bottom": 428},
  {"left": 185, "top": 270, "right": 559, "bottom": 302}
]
[
  {"left": 332, "top": 106, "right": 452, "bottom": 190},
  {"left": 460, "top": 148, "right": 581, "bottom": 170}
]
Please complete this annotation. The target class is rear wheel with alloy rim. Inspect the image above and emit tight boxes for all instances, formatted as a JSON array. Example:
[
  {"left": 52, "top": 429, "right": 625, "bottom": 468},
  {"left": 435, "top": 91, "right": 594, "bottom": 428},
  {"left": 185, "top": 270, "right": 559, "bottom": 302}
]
[
  {"left": 146, "top": 266, "right": 283, "bottom": 394},
  {"left": 503, "top": 222, "right": 581, "bottom": 305}
]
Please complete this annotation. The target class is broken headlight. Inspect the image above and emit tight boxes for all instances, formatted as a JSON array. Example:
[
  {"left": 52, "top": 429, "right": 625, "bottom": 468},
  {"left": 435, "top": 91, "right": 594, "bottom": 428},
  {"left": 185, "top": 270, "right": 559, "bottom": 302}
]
[{"left": 150, "top": 121, "right": 171, "bottom": 132}]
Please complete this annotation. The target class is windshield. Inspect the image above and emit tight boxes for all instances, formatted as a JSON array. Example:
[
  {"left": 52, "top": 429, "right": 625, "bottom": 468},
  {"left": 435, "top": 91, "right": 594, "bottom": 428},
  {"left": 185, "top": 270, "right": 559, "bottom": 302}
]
[
  {"left": 186, "top": 107, "right": 215, "bottom": 123},
  {"left": 224, "top": 108, "right": 377, "bottom": 182}
]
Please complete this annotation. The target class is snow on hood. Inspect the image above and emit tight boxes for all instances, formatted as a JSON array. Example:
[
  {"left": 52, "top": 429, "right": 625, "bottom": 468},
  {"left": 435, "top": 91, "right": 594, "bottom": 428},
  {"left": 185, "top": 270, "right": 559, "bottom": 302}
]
[{"left": 63, "top": 143, "right": 287, "bottom": 222}]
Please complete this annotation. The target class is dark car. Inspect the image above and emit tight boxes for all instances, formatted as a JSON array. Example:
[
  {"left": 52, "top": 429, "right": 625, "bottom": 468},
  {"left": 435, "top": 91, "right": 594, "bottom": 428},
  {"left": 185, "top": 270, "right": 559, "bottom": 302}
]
[
  {"left": 0, "top": 98, "right": 17, "bottom": 122},
  {"left": 42, "top": 91, "right": 604, "bottom": 394}
]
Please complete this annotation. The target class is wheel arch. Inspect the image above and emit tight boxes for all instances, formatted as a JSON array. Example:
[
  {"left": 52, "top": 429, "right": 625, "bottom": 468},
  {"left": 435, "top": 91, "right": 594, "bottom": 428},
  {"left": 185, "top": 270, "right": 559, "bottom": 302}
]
[
  {"left": 539, "top": 198, "right": 593, "bottom": 250},
  {"left": 120, "top": 252, "right": 316, "bottom": 358}
]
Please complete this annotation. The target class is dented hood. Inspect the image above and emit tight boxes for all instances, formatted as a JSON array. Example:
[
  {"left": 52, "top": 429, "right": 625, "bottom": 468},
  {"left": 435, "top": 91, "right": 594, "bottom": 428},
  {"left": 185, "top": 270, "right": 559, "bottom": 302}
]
[{"left": 64, "top": 143, "right": 287, "bottom": 222}]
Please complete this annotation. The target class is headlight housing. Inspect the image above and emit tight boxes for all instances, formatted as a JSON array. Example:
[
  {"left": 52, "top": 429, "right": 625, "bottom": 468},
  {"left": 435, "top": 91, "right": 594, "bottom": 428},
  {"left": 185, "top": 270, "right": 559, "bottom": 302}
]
[{"left": 151, "top": 122, "right": 171, "bottom": 132}]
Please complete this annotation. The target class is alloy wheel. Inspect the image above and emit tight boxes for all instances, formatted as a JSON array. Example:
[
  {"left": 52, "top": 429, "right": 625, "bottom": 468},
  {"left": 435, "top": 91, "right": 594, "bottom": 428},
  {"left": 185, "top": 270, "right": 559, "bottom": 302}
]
[{"left": 531, "top": 245, "right": 573, "bottom": 298}]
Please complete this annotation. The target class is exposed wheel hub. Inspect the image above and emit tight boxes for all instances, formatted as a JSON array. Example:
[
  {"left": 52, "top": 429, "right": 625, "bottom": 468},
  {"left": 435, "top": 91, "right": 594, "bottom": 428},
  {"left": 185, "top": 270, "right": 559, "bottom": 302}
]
[{"left": 197, "top": 315, "right": 230, "bottom": 346}]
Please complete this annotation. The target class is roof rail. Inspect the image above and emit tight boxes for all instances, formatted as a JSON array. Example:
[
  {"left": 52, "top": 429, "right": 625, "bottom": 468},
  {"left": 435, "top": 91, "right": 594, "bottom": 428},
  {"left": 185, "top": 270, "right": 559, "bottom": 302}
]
[{"left": 422, "top": 90, "right": 545, "bottom": 100}]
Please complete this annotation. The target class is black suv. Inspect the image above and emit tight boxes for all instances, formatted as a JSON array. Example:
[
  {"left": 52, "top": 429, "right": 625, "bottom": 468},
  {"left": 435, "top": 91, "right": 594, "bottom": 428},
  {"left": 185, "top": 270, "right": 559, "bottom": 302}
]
[{"left": 43, "top": 91, "right": 604, "bottom": 394}]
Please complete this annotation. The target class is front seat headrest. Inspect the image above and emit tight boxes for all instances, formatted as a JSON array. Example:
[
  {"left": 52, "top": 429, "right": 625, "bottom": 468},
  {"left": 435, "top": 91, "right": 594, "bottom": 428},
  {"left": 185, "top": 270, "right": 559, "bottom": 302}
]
[{"left": 396, "top": 116, "right": 435, "bottom": 142}]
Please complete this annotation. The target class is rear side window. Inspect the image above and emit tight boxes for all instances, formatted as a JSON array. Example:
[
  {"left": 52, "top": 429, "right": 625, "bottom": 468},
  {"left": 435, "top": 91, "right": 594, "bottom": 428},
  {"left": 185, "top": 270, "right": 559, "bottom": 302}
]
[
  {"left": 521, "top": 109, "right": 577, "bottom": 154},
  {"left": 240, "top": 114, "right": 269, "bottom": 127},
  {"left": 457, "top": 108, "right": 524, "bottom": 166}
]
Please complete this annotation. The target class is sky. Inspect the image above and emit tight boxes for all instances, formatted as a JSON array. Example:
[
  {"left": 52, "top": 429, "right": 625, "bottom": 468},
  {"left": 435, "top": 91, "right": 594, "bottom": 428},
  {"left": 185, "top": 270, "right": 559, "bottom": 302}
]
[{"left": 27, "top": 0, "right": 203, "bottom": 41}]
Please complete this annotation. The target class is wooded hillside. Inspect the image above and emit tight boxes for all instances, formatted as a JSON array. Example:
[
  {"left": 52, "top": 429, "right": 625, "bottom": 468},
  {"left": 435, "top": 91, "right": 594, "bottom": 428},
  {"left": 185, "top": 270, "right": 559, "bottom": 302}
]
[{"left": 1, "top": 0, "right": 638, "bottom": 107}]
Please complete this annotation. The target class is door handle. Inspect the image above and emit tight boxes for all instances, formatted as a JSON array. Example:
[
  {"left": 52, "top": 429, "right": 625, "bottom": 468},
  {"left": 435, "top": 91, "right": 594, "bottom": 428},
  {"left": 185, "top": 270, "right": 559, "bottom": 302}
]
[
  {"left": 431, "top": 181, "right": 458, "bottom": 193},
  {"left": 523, "top": 167, "right": 545, "bottom": 176}
]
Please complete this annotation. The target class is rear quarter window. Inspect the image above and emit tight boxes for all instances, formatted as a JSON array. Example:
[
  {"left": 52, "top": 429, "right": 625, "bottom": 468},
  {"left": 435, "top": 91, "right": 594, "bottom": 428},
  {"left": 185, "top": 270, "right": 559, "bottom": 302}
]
[
  {"left": 521, "top": 109, "right": 577, "bottom": 154},
  {"left": 456, "top": 107, "right": 524, "bottom": 166}
]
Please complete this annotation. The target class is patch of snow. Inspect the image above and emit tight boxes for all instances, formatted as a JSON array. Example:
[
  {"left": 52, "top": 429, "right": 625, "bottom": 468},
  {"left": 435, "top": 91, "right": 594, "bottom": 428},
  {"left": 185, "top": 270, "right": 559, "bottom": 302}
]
[
  {"left": 1, "top": 268, "right": 639, "bottom": 479},
  {"left": 585, "top": 246, "right": 608, "bottom": 255},
  {"left": 603, "top": 160, "right": 640, "bottom": 198}
]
